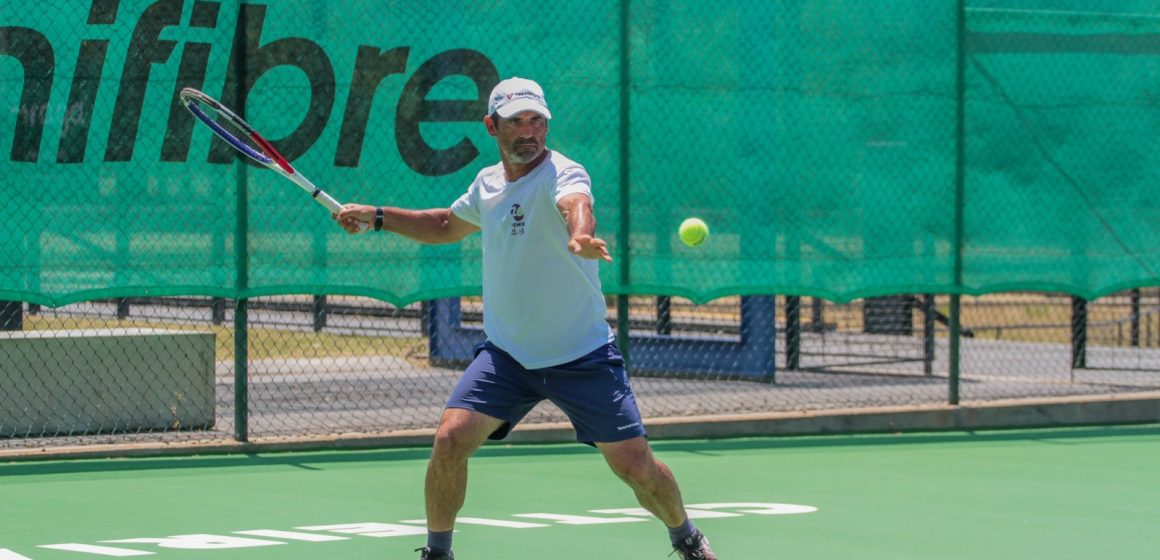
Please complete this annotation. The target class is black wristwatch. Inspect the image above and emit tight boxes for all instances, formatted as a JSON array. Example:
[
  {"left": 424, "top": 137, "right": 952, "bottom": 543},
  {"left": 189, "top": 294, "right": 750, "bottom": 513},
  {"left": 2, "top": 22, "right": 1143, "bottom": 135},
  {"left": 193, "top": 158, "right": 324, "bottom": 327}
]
[{"left": 374, "top": 207, "right": 384, "bottom": 231}]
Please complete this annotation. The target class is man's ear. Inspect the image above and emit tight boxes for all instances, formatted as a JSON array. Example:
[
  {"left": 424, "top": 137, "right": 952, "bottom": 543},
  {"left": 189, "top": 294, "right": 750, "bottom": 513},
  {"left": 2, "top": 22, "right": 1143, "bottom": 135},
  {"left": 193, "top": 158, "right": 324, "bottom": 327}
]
[{"left": 484, "top": 115, "right": 498, "bottom": 137}]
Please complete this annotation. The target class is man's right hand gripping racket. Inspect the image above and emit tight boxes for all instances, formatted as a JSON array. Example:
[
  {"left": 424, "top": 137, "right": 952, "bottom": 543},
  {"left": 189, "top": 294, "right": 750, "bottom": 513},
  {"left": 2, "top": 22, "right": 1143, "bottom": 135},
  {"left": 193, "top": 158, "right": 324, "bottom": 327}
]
[{"left": 179, "top": 87, "right": 367, "bottom": 231}]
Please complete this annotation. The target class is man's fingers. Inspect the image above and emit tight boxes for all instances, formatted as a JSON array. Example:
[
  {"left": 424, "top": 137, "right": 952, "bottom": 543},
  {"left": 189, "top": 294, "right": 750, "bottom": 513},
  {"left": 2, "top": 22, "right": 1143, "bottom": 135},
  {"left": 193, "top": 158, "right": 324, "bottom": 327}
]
[{"left": 568, "top": 237, "right": 612, "bottom": 262}]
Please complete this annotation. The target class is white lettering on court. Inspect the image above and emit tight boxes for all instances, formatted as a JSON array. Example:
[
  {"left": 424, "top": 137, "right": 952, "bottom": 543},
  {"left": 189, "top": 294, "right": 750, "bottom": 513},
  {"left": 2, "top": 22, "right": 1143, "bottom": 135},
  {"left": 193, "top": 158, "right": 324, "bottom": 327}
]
[
  {"left": 591, "top": 507, "right": 743, "bottom": 519},
  {"left": 14, "top": 502, "right": 816, "bottom": 557},
  {"left": 513, "top": 513, "right": 649, "bottom": 525},
  {"left": 296, "top": 523, "right": 426, "bottom": 538},
  {"left": 400, "top": 518, "right": 550, "bottom": 528},
  {"left": 686, "top": 502, "right": 819, "bottom": 515},
  {"left": 103, "top": 535, "right": 284, "bottom": 550},
  {"left": 233, "top": 530, "right": 349, "bottom": 542}
]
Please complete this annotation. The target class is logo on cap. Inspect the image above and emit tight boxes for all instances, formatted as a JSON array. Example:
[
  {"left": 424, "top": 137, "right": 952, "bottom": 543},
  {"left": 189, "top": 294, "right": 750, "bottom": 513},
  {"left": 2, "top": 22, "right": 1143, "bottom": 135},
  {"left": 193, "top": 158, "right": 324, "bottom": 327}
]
[{"left": 488, "top": 77, "right": 552, "bottom": 119}]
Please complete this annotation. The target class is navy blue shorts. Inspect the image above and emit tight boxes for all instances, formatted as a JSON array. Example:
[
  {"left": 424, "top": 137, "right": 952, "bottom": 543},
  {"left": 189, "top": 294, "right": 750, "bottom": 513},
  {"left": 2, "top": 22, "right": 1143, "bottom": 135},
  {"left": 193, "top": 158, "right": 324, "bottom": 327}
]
[{"left": 446, "top": 341, "right": 646, "bottom": 445}]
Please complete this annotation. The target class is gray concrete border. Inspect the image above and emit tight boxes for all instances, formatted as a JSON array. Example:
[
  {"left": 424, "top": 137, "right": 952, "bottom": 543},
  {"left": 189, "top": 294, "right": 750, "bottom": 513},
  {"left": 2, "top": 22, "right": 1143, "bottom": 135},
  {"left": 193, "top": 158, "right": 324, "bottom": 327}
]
[{"left": 4, "top": 392, "right": 1156, "bottom": 462}]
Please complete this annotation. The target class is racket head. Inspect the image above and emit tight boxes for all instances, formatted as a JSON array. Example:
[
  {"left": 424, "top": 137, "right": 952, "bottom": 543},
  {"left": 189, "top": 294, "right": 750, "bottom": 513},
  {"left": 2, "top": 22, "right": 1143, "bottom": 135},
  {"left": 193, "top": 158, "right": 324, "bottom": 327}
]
[
  {"left": 179, "top": 87, "right": 366, "bottom": 232},
  {"left": 179, "top": 88, "right": 292, "bottom": 173}
]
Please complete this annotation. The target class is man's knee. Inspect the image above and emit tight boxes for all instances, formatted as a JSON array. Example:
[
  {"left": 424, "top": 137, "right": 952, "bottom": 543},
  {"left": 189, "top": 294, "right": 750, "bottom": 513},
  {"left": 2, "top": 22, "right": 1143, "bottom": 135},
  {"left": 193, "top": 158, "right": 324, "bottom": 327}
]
[
  {"left": 601, "top": 438, "right": 660, "bottom": 483},
  {"left": 431, "top": 409, "right": 501, "bottom": 461},
  {"left": 432, "top": 427, "right": 472, "bottom": 461}
]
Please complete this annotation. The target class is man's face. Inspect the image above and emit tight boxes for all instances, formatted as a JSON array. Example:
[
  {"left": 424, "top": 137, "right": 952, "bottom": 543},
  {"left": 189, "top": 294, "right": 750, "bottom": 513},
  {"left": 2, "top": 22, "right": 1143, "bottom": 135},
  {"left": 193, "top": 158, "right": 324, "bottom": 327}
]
[{"left": 490, "top": 111, "right": 549, "bottom": 164}]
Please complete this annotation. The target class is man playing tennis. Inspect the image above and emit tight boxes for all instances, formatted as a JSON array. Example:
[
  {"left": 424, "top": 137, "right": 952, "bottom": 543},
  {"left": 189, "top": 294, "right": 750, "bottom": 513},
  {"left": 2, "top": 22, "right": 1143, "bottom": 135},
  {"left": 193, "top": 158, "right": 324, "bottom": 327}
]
[{"left": 336, "top": 77, "right": 718, "bottom": 560}]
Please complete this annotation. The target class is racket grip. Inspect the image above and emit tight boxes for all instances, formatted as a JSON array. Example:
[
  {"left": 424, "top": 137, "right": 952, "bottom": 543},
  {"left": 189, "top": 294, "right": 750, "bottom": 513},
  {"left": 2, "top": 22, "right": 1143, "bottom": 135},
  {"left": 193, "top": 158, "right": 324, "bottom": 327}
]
[
  {"left": 315, "top": 191, "right": 343, "bottom": 214},
  {"left": 317, "top": 191, "right": 370, "bottom": 233}
]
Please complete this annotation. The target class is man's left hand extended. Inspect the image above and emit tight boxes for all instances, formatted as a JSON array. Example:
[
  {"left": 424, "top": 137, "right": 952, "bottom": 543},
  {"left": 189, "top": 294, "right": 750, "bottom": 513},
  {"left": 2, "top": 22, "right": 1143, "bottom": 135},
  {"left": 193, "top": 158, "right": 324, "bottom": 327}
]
[{"left": 568, "top": 235, "right": 613, "bottom": 262}]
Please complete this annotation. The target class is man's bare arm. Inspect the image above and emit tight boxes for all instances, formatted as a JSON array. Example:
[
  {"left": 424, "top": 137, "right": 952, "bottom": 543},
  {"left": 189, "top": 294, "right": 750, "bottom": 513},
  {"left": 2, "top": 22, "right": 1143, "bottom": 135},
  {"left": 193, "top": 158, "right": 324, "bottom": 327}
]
[
  {"left": 336, "top": 205, "right": 479, "bottom": 244},
  {"left": 558, "top": 193, "right": 612, "bottom": 262}
]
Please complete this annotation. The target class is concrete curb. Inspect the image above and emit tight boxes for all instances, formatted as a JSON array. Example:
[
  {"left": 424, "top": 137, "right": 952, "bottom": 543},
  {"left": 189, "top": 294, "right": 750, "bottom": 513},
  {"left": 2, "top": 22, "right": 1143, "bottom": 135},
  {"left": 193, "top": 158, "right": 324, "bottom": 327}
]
[{"left": 3, "top": 392, "right": 1158, "bottom": 462}]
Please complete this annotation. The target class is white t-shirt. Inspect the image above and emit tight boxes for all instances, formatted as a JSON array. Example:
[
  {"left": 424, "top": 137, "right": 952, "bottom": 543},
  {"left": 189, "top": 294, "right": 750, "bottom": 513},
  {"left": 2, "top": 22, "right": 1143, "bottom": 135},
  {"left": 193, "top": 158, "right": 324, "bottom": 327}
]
[{"left": 450, "top": 150, "right": 614, "bottom": 369}]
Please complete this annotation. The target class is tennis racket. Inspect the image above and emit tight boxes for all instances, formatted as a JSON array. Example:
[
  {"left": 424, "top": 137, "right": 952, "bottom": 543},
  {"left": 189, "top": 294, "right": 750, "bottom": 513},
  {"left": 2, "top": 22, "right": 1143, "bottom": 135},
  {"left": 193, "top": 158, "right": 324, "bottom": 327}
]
[{"left": 179, "top": 87, "right": 366, "bottom": 231}]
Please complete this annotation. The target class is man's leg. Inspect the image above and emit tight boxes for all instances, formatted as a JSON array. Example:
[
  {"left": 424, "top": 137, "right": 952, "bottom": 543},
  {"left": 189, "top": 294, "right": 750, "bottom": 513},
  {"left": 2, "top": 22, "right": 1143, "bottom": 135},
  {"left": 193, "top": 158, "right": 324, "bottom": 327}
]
[
  {"left": 597, "top": 437, "right": 718, "bottom": 559},
  {"left": 596, "top": 436, "right": 687, "bottom": 526},
  {"left": 424, "top": 408, "right": 505, "bottom": 548}
]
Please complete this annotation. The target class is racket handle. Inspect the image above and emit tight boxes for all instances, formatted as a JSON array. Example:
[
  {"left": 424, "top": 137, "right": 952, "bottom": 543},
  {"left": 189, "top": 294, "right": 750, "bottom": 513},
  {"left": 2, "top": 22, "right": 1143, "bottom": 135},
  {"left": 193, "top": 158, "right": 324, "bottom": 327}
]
[
  {"left": 314, "top": 190, "right": 343, "bottom": 213},
  {"left": 317, "top": 192, "right": 370, "bottom": 233}
]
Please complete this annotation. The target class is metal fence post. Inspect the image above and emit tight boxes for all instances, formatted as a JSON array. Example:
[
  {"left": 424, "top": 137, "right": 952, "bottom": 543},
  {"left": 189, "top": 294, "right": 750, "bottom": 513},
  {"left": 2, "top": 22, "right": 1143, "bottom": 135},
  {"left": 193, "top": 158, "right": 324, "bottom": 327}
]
[
  {"left": 0, "top": 301, "right": 22, "bottom": 330},
  {"left": 1071, "top": 296, "right": 1088, "bottom": 370},
  {"left": 949, "top": 0, "right": 967, "bottom": 405},
  {"left": 232, "top": 12, "right": 250, "bottom": 442},
  {"left": 785, "top": 296, "right": 800, "bottom": 370},
  {"left": 923, "top": 294, "right": 935, "bottom": 375},
  {"left": 615, "top": 0, "right": 633, "bottom": 365}
]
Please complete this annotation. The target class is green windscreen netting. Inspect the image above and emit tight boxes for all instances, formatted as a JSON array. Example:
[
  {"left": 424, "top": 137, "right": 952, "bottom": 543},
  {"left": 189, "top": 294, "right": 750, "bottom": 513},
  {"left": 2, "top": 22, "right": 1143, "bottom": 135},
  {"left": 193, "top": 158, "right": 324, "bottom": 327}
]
[{"left": 3, "top": 0, "right": 1160, "bottom": 307}]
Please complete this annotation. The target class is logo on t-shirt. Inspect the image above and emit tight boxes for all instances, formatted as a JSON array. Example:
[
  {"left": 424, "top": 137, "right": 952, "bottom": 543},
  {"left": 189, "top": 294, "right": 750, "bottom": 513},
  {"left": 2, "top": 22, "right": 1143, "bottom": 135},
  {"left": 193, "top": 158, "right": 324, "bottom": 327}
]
[{"left": 509, "top": 204, "right": 526, "bottom": 236}]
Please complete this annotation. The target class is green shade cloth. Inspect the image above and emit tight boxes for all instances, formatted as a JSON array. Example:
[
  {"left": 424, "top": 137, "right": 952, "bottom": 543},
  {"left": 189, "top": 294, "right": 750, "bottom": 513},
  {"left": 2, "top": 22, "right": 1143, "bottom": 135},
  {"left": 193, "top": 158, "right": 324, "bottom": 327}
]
[{"left": 3, "top": 1, "right": 1160, "bottom": 307}]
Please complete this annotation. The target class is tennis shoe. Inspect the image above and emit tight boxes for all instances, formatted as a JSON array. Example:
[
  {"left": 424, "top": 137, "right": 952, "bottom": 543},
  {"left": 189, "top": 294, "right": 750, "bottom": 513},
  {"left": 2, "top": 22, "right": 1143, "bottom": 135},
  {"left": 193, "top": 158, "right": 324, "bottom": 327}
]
[
  {"left": 416, "top": 547, "right": 454, "bottom": 560},
  {"left": 671, "top": 530, "right": 718, "bottom": 560}
]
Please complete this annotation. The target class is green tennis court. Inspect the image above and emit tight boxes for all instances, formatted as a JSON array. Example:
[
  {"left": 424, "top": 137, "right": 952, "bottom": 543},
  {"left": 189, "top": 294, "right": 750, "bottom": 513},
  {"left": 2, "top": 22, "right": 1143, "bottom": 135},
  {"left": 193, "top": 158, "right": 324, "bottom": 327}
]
[{"left": 3, "top": 425, "right": 1158, "bottom": 560}]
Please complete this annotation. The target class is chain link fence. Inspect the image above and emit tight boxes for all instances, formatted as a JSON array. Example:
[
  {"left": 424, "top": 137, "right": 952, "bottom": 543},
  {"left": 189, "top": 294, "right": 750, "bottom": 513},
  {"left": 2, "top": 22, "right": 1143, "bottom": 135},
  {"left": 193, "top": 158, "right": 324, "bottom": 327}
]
[
  {"left": 4, "top": 1, "right": 1160, "bottom": 453},
  {"left": 3, "top": 291, "right": 1158, "bottom": 450}
]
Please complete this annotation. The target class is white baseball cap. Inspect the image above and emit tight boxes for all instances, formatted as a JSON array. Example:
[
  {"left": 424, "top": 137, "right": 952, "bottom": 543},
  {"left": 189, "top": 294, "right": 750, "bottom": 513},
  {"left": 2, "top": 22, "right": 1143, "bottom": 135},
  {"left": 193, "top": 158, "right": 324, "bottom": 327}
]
[{"left": 488, "top": 77, "right": 552, "bottom": 119}]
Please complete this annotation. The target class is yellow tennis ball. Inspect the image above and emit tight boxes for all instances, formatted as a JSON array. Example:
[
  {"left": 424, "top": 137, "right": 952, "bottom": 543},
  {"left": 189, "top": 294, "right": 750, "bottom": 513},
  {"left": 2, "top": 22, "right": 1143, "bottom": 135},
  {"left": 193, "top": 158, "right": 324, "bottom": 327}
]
[{"left": 679, "top": 218, "right": 709, "bottom": 247}]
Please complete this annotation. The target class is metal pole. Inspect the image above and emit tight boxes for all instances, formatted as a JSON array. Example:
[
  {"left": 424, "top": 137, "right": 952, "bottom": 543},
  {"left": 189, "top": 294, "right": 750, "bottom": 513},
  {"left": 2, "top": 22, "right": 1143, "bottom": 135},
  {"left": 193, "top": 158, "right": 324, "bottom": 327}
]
[
  {"left": 232, "top": 7, "right": 250, "bottom": 442},
  {"left": 785, "top": 296, "right": 800, "bottom": 370},
  {"left": 312, "top": 295, "right": 327, "bottom": 332},
  {"left": 810, "top": 297, "right": 824, "bottom": 332},
  {"left": 656, "top": 296, "right": 672, "bottom": 335},
  {"left": 615, "top": 0, "right": 632, "bottom": 365},
  {"left": 420, "top": 300, "right": 430, "bottom": 338},
  {"left": 923, "top": 294, "right": 935, "bottom": 375},
  {"left": 949, "top": 295, "right": 961, "bottom": 403},
  {"left": 1071, "top": 296, "right": 1087, "bottom": 370},
  {"left": 0, "top": 301, "right": 22, "bottom": 330},
  {"left": 1130, "top": 289, "right": 1140, "bottom": 347},
  {"left": 211, "top": 297, "right": 226, "bottom": 325},
  {"left": 949, "top": 0, "right": 967, "bottom": 405},
  {"left": 234, "top": 298, "right": 249, "bottom": 441}
]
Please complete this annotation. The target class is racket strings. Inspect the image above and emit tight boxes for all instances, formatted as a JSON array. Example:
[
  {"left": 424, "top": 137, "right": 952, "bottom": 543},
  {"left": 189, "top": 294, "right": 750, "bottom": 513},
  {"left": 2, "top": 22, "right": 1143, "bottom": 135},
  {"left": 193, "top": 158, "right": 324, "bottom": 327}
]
[{"left": 181, "top": 89, "right": 276, "bottom": 168}]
